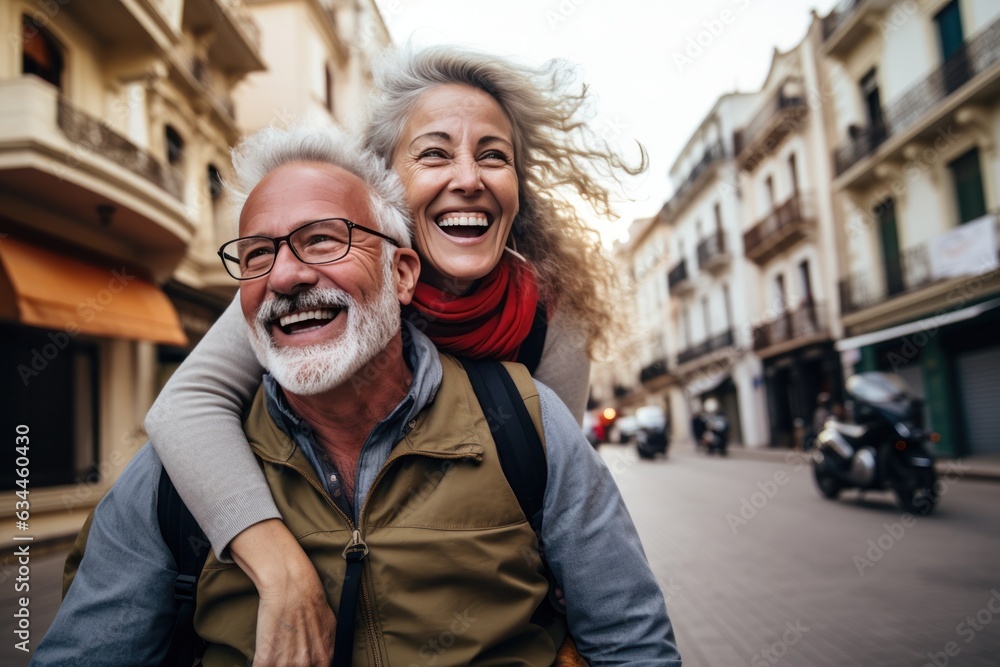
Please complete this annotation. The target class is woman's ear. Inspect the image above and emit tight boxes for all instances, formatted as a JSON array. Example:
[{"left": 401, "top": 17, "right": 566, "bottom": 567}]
[{"left": 393, "top": 247, "right": 421, "bottom": 305}]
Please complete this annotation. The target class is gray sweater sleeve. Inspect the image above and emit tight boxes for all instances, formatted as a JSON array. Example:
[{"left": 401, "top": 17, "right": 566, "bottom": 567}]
[
  {"left": 145, "top": 296, "right": 279, "bottom": 557},
  {"left": 532, "top": 309, "right": 590, "bottom": 425}
]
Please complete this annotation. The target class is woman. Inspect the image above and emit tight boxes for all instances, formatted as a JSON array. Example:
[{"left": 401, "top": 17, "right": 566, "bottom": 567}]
[{"left": 147, "top": 46, "right": 644, "bottom": 663}]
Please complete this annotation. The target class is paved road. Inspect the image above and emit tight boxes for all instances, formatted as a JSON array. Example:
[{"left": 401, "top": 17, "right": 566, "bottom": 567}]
[
  {"left": 601, "top": 442, "right": 1000, "bottom": 667},
  {"left": 3, "top": 444, "right": 998, "bottom": 666}
]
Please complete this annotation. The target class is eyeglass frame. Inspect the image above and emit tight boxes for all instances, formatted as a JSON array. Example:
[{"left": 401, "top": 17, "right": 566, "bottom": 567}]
[{"left": 217, "top": 217, "right": 401, "bottom": 281}]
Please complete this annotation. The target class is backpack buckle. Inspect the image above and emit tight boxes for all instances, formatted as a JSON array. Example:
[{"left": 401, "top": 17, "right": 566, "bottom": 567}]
[{"left": 174, "top": 574, "right": 197, "bottom": 602}]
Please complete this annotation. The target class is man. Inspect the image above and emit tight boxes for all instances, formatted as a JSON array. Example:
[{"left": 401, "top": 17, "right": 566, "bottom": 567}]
[{"left": 33, "top": 125, "right": 681, "bottom": 666}]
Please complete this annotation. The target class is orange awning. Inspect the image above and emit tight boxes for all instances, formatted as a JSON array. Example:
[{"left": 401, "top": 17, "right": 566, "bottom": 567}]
[{"left": 0, "top": 237, "right": 187, "bottom": 346}]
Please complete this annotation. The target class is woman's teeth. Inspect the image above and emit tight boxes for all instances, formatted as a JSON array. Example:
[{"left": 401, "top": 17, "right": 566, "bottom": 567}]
[{"left": 436, "top": 214, "right": 489, "bottom": 228}]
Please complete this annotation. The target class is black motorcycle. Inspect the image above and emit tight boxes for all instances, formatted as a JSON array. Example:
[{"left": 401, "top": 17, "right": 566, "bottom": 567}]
[{"left": 812, "top": 372, "right": 938, "bottom": 515}]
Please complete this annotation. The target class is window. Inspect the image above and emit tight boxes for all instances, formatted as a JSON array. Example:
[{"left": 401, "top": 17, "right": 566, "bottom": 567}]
[
  {"left": 713, "top": 203, "right": 723, "bottom": 232},
  {"left": 722, "top": 283, "right": 732, "bottom": 329},
  {"left": 775, "top": 273, "right": 787, "bottom": 311},
  {"left": 860, "top": 69, "right": 885, "bottom": 143},
  {"left": 935, "top": 1, "right": 964, "bottom": 62},
  {"left": 799, "top": 259, "right": 813, "bottom": 303},
  {"left": 165, "top": 125, "right": 185, "bottom": 165},
  {"left": 876, "top": 198, "right": 904, "bottom": 295},
  {"left": 1, "top": 323, "right": 98, "bottom": 489},
  {"left": 207, "top": 164, "right": 223, "bottom": 200},
  {"left": 21, "top": 15, "right": 63, "bottom": 88},
  {"left": 325, "top": 63, "right": 335, "bottom": 114},
  {"left": 948, "top": 148, "right": 987, "bottom": 224},
  {"left": 788, "top": 153, "right": 799, "bottom": 194},
  {"left": 764, "top": 175, "right": 775, "bottom": 211},
  {"left": 701, "top": 296, "right": 711, "bottom": 338}
]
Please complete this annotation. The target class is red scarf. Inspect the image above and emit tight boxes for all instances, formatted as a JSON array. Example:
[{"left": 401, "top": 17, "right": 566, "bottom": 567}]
[{"left": 406, "top": 256, "right": 540, "bottom": 361}]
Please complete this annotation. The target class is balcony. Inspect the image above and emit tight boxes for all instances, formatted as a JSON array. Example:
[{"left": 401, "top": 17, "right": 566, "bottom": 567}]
[
  {"left": 734, "top": 78, "right": 809, "bottom": 171},
  {"left": 639, "top": 358, "right": 669, "bottom": 385},
  {"left": 834, "top": 16, "right": 1000, "bottom": 179},
  {"left": 821, "top": 0, "right": 895, "bottom": 58},
  {"left": 183, "top": 0, "right": 265, "bottom": 74},
  {"left": 839, "top": 214, "right": 1000, "bottom": 315},
  {"left": 668, "top": 259, "right": 693, "bottom": 295},
  {"left": 744, "top": 192, "right": 816, "bottom": 265},
  {"left": 753, "top": 301, "right": 829, "bottom": 353},
  {"left": 677, "top": 329, "right": 735, "bottom": 366},
  {"left": 0, "top": 77, "right": 192, "bottom": 257},
  {"left": 697, "top": 229, "right": 729, "bottom": 273},
  {"left": 661, "top": 142, "right": 727, "bottom": 220}
]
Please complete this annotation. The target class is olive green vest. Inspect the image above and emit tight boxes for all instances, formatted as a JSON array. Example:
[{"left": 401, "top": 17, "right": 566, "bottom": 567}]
[{"left": 195, "top": 354, "right": 567, "bottom": 666}]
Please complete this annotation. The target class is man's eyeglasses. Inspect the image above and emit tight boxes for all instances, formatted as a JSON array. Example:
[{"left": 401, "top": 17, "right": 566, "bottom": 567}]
[{"left": 218, "top": 218, "right": 400, "bottom": 281}]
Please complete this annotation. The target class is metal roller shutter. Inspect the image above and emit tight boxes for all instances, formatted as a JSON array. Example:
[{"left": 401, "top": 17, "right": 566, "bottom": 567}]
[{"left": 956, "top": 346, "right": 1000, "bottom": 455}]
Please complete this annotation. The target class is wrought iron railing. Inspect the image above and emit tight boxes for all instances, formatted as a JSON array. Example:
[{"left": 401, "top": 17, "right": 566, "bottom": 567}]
[
  {"left": 667, "top": 259, "right": 690, "bottom": 292},
  {"left": 639, "top": 358, "right": 669, "bottom": 384},
  {"left": 838, "top": 242, "right": 955, "bottom": 314},
  {"left": 833, "top": 15, "right": 1000, "bottom": 176},
  {"left": 734, "top": 78, "right": 808, "bottom": 157},
  {"left": 677, "top": 329, "right": 734, "bottom": 365},
  {"left": 822, "top": 0, "right": 864, "bottom": 41},
  {"left": 744, "top": 191, "right": 815, "bottom": 258},
  {"left": 215, "top": 0, "right": 262, "bottom": 51},
  {"left": 662, "top": 141, "right": 727, "bottom": 219},
  {"left": 753, "top": 301, "right": 827, "bottom": 350},
  {"left": 697, "top": 230, "right": 728, "bottom": 269},
  {"left": 57, "top": 98, "right": 183, "bottom": 199}
]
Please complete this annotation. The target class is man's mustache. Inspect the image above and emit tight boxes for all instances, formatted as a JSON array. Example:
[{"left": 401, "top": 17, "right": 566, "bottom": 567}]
[{"left": 254, "top": 287, "right": 354, "bottom": 326}]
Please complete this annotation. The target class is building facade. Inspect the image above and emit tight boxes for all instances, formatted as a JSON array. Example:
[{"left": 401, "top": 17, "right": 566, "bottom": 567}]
[
  {"left": 821, "top": 0, "right": 1000, "bottom": 457},
  {"left": 736, "top": 20, "right": 846, "bottom": 448},
  {"left": 0, "top": 0, "right": 388, "bottom": 531}
]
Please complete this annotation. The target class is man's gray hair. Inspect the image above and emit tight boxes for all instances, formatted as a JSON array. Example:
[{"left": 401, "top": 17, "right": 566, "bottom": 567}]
[{"left": 229, "top": 122, "right": 412, "bottom": 248}]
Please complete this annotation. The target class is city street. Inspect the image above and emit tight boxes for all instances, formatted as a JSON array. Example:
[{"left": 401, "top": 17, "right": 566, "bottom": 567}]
[
  {"left": 601, "top": 442, "right": 1000, "bottom": 667},
  {"left": 3, "top": 443, "right": 999, "bottom": 666}
]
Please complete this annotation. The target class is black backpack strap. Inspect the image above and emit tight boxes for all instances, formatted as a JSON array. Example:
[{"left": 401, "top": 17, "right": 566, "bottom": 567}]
[
  {"left": 459, "top": 358, "right": 547, "bottom": 525},
  {"left": 157, "top": 467, "right": 209, "bottom": 667},
  {"left": 515, "top": 303, "right": 548, "bottom": 375}
]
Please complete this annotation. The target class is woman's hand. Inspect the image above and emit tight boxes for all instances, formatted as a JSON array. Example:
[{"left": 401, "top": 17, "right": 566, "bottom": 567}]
[{"left": 230, "top": 519, "right": 336, "bottom": 666}]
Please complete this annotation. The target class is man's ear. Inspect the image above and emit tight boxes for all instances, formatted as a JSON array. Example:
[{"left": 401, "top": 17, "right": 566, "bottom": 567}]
[{"left": 393, "top": 247, "right": 421, "bottom": 305}]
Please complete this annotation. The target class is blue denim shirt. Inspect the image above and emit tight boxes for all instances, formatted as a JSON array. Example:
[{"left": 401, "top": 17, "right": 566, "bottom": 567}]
[{"left": 33, "top": 324, "right": 681, "bottom": 666}]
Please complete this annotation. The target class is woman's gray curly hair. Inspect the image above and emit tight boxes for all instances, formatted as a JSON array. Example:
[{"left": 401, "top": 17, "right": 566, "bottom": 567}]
[
  {"left": 229, "top": 122, "right": 412, "bottom": 248},
  {"left": 364, "top": 45, "right": 646, "bottom": 357}
]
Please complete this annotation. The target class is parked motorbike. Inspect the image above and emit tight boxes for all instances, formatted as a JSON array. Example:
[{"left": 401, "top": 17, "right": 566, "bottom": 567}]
[{"left": 812, "top": 372, "right": 938, "bottom": 515}]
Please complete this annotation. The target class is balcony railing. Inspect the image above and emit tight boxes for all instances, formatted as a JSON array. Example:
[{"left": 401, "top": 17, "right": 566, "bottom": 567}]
[
  {"left": 734, "top": 78, "right": 808, "bottom": 168},
  {"left": 821, "top": 0, "right": 864, "bottom": 41},
  {"left": 753, "top": 301, "right": 828, "bottom": 351},
  {"left": 677, "top": 329, "right": 734, "bottom": 365},
  {"left": 834, "top": 15, "right": 1000, "bottom": 177},
  {"left": 744, "top": 191, "right": 816, "bottom": 264},
  {"left": 215, "top": 0, "right": 262, "bottom": 51},
  {"left": 57, "top": 98, "right": 182, "bottom": 199},
  {"left": 667, "top": 259, "right": 691, "bottom": 293},
  {"left": 697, "top": 230, "right": 729, "bottom": 271},
  {"left": 839, "top": 215, "right": 1000, "bottom": 314},
  {"left": 639, "top": 358, "right": 669, "bottom": 384},
  {"left": 662, "top": 142, "right": 727, "bottom": 219}
]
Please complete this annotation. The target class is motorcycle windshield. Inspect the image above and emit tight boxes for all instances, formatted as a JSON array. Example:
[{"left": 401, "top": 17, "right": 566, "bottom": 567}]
[{"left": 847, "top": 373, "right": 913, "bottom": 413}]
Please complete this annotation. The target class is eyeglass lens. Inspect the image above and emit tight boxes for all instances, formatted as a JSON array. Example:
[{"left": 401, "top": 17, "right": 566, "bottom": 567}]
[{"left": 222, "top": 219, "right": 352, "bottom": 279}]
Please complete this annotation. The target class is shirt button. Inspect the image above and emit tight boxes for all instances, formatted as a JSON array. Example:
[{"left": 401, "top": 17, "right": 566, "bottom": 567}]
[
  {"left": 329, "top": 473, "right": 338, "bottom": 484},
  {"left": 407, "top": 419, "right": 417, "bottom": 430}
]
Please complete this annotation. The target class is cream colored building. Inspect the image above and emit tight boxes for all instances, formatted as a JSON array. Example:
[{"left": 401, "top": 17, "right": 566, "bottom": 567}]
[
  {"left": 821, "top": 0, "right": 1000, "bottom": 457},
  {"left": 658, "top": 93, "right": 771, "bottom": 447},
  {"left": 0, "top": 0, "right": 388, "bottom": 534},
  {"left": 735, "top": 17, "right": 845, "bottom": 447}
]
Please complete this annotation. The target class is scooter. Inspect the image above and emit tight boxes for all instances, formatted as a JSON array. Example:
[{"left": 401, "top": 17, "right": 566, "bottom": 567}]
[
  {"left": 695, "top": 413, "right": 729, "bottom": 456},
  {"left": 812, "top": 372, "right": 938, "bottom": 515}
]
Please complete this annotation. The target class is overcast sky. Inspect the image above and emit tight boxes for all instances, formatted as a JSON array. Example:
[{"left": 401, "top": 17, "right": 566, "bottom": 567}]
[{"left": 373, "top": 0, "right": 840, "bottom": 243}]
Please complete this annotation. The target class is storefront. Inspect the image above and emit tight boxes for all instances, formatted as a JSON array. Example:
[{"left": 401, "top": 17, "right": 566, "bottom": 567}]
[{"left": 762, "top": 342, "right": 842, "bottom": 447}]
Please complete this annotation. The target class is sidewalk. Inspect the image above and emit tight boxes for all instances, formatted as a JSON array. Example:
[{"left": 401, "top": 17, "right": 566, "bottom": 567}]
[{"left": 721, "top": 442, "right": 1000, "bottom": 482}]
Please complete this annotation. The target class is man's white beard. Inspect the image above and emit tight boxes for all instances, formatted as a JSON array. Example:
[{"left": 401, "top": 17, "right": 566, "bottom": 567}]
[{"left": 247, "top": 256, "right": 400, "bottom": 395}]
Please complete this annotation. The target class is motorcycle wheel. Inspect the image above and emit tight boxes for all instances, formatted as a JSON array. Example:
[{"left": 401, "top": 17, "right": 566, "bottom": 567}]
[
  {"left": 637, "top": 446, "right": 654, "bottom": 460},
  {"left": 895, "top": 468, "right": 938, "bottom": 516},
  {"left": 813, "top": 456, "right": 842, "bottom": 500}
]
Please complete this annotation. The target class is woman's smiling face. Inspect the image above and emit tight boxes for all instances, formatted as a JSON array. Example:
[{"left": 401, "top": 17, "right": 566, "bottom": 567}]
[{"left": 391, "top": 83, "right": 519, "bottom": 294}]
